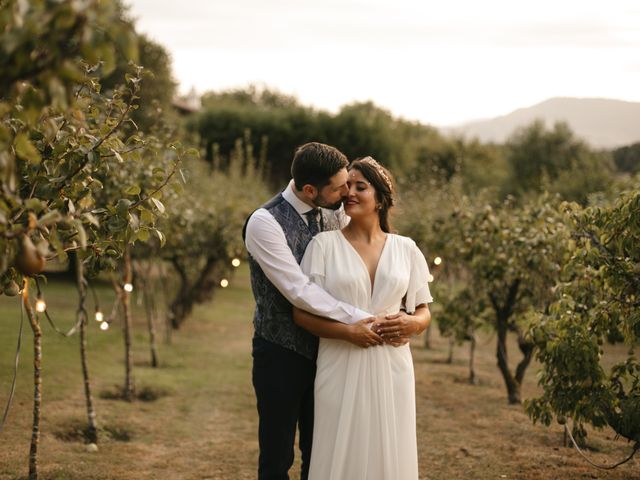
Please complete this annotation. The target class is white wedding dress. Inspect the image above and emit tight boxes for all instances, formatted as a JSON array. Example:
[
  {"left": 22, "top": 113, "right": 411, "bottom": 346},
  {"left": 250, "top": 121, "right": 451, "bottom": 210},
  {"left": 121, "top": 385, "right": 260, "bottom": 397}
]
[{"left": 301, "top": 231, "right": 433, "bottom": 480}]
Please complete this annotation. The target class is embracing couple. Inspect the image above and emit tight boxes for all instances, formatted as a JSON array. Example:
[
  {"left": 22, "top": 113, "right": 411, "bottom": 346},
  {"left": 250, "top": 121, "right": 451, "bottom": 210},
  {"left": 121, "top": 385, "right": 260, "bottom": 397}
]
[{"left": 243, "top": 142, "right": 433, "bottom": 480}]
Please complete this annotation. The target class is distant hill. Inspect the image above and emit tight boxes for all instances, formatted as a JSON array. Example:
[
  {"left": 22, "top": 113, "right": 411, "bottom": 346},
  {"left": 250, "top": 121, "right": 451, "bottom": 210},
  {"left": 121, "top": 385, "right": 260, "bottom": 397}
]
[{"left": 444, "top": 98, "right": 640, "bottom": 149}]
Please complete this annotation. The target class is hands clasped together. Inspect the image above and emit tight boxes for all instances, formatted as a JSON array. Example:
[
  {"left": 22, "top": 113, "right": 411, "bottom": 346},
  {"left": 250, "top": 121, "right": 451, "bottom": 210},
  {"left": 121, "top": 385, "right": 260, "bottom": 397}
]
[{"left": 347, "top": 311, "right": 421, "bottom": 348}]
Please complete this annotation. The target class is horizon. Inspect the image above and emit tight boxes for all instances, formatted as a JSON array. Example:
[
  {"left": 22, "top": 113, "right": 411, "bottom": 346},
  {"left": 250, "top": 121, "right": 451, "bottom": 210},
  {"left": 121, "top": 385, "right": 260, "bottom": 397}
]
[{"left": 126, "top": 0, "right": 640, "bottom": 126}]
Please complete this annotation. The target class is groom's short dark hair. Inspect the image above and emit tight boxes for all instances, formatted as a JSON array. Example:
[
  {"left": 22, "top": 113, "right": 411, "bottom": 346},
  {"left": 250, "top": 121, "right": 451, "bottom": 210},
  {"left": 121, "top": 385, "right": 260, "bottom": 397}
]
[{"left": 291, "top": 142, "right": 348, "bottom": 191}]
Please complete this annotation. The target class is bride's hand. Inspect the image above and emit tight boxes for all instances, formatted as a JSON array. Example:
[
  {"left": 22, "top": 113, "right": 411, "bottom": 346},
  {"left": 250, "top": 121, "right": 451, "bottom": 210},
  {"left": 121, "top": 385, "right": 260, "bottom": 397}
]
[{"left": 373, "top": 311, "right": 418, "bottom": 341}]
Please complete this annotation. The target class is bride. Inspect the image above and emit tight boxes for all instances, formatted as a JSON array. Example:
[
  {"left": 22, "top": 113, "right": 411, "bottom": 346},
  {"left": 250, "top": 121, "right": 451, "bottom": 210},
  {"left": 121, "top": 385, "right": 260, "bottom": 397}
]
[{"left": 293, "top": 156, "right": 433, "bottom": 480}]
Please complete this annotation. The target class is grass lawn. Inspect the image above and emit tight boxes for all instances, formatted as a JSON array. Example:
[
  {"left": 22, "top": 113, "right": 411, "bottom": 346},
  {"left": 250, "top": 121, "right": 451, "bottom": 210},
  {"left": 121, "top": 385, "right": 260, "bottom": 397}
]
[{"left": 0, "top": 267, "right": 638, "bottom": 479}]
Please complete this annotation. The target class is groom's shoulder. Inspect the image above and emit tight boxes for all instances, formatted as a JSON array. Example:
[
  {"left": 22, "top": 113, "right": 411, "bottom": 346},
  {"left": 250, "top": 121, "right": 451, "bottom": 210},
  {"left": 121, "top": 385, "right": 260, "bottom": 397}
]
[
  {"left": 245, "top": 192, "right": 287, "bottom": 225},
  {"left": 243, "top": 207, "right": 279, "bottom": 243}
]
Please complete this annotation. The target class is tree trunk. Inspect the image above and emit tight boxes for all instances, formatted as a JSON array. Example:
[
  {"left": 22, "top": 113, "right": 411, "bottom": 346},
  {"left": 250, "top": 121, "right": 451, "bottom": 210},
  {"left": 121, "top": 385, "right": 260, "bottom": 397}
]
[
  {"left": 423, "top": 323, "right": 432, "bottom": 349},
  {"left": 515, "top": 330, "right": 535, "bottom": 385},
  {"left": 169, "top": 255, "right": 223, "bottom": 328},
  {"left": 122, "top": 247, "right": 135, "bottom": 400},
  {"left": 143, "top": 279, "right": 159, "bottom": 368},
  {"left": 169, "top": 258, "right": 192, "bottom": 329},
  {"left": 495, "top": 315, "right": 522, "bottom": 404},
  {"left": 23, "top": 281, "right": 41, "bottom": 480},
  {"left": 468, "top": 333, "right": 477, "bottom": 385},
  {"left": 159, "top": 262, "right": 173, "bottom": 345},
  {"left": 76, "top": 258, "right": 98, "bottom": 443},
  {"left": 490, "top": 281, "right": 524, "bottom": 404},
  {"left": 446, "top": 336, "right": 454, "bottom": 364}
]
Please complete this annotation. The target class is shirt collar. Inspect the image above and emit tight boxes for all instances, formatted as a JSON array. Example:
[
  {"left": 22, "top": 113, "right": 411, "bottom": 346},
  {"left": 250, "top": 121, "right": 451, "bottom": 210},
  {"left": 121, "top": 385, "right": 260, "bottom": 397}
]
[{"left": 282, "top": 180, "right": 317, "bottom": 216}]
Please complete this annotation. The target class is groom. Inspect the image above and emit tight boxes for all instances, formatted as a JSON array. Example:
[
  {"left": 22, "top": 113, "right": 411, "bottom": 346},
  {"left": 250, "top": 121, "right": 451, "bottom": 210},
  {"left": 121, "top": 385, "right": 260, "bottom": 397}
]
[{"left": 243, "top": 142, "right": 382, "bottom": 480}]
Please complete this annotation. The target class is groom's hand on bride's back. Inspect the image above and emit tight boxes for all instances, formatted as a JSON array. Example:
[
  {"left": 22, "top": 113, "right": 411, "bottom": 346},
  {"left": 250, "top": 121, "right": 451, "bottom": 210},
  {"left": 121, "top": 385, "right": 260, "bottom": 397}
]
[{"left": 346, "top": 318, "right": 384, "bottom": 348}]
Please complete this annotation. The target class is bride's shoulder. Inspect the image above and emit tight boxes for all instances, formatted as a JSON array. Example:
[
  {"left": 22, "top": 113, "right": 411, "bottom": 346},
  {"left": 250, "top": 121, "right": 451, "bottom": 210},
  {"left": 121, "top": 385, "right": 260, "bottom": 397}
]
[
  {"left": 387, "top": 233, "right": 418, "bottom": 248},
  {"left": 311, "top": 230, "right": 341, "bottom": 246},
  {"left": 388, "top": 234, "right": 425, "bottom": 258}
]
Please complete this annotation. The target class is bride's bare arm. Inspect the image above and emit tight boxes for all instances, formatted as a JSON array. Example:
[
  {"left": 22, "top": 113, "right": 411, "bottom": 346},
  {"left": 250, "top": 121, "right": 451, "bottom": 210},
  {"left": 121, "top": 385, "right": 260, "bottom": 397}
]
[
  {"left": 374, "top": 304, "right": 431, "bottom": 340},
  {"left": 293, "top": 307, "right": 383, "bottom": 348}
]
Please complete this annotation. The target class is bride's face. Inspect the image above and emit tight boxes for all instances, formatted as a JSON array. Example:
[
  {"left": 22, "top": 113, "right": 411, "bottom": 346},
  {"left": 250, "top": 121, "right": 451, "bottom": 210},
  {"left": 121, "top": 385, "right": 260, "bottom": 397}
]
[{"left": 344, "top": 169, "right": 378, "bottom": 219}]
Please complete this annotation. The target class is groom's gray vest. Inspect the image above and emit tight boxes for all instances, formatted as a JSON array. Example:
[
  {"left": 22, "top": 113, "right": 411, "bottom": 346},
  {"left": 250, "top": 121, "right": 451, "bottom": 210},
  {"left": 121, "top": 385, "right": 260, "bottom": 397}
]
[{"left": 244, "top": 193, "right": 322, "bottom": 360}]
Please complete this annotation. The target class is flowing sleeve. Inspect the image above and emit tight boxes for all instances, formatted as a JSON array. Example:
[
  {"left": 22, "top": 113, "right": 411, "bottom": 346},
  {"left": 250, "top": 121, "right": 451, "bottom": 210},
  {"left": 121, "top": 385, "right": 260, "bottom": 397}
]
[
  {"left": 300, "top": 236, "right": 326, "bottom": 289},
  {"left": 404, "top": 240, "right": 433, "bottom": 313}
]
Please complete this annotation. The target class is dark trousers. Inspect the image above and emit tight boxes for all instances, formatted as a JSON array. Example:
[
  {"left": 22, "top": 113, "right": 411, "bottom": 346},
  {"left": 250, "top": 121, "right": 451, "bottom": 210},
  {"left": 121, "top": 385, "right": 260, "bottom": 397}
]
[{"left": 252, "top": 336, "right": 316, "bottom": 480}]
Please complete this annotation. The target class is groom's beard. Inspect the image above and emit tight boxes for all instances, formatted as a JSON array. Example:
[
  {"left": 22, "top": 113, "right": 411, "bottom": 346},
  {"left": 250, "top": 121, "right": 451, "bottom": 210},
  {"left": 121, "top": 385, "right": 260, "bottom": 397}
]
[{"left": 313, "top": 195, "right": 344, "bottom": 211}]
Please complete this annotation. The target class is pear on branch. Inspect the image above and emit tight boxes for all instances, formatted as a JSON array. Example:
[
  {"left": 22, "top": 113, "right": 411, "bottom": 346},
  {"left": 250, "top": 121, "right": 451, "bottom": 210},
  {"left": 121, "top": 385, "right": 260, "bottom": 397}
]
[{"left": 14, "top": 234, "right": 46, "bottom": 276}]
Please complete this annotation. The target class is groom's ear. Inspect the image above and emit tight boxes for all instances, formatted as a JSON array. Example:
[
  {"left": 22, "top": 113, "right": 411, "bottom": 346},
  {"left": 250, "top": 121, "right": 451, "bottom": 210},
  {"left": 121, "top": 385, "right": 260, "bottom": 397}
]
[{"left": 301, "top": 183, "right": 318, "bottom": 200}]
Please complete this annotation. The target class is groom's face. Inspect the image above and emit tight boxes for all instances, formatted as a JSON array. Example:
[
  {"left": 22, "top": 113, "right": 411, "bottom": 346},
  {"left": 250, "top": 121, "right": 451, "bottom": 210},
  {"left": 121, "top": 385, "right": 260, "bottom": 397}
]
[{"left": 313, "top": 168, "right": 349, "bottom": 210}]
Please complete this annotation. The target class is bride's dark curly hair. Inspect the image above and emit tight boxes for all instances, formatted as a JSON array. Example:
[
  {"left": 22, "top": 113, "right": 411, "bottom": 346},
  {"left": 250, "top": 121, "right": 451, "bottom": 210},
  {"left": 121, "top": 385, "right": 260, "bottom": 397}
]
[{"left": 348, "top": 157, "right": 396, "bottom": 233}]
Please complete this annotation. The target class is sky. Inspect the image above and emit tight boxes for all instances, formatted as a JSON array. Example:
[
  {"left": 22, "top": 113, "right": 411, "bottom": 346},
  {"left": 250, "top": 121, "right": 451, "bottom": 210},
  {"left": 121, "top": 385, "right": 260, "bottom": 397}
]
[{"left": 125, "top": 0, "right": 640, "bottom": 126}]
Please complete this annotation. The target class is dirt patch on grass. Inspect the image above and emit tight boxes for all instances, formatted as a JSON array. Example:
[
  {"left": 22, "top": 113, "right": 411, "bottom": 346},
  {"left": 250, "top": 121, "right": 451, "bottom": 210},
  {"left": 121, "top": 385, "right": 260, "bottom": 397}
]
[
  {"left": 99, "top": 385, "right": 172, "bottom": 402},
  {"left": 54, "top": 419, "right": 133, "bottom": 443}
]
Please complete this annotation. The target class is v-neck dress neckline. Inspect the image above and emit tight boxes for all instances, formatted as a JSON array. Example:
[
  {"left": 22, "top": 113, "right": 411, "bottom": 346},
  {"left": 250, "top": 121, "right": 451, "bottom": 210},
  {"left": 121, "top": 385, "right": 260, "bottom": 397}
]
[{"left": 338, "top": 230, "right": 389, "bottom": 299}]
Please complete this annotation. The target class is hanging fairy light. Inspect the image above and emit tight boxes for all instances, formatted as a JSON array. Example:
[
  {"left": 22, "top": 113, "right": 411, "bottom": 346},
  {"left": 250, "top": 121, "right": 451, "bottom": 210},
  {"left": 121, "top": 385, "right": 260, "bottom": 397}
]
[
  {"left": 434, "top": 256, "right": 442, "bottom": 266},
  {"left": 231, "top": 258, "right": 241, "bottom": 268},
  {"left": 427, "top": 274, "right": 434, "bottom": 283},
  {"left": 100, "top": 321, "right": 109, "bottom": 331},
  {"left": 89, "top": 283, "right": 103, "bottom": 324},
  {"left": 123, "top": 283, "right": 133, "bottom": 293},
  {"left": 35, "top": 297, "right": 47, "bottom": 313},
  {"left": 220, "top": 279, "right": 229, "bottom": 288}
]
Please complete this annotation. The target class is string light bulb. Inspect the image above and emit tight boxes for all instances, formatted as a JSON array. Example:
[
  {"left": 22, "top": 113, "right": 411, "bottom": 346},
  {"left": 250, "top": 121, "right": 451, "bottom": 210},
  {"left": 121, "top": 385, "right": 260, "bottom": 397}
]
[
  {"left": 220, "top": 279, "right": 229, "bottom": 288},
  {"left": 231, "top": 258, "right": 241, "bottom": 268},
  {"left": 100, "top": 321, "right": 109, "bottom": 331},
  {"left": 427, "top": 274, "right": 434, "bottom": 283},
  {"left": 123, "top": 283, "right": 133, "bottom": 293},
  {"left": 35, "top": 297, "right": 47, "bottom": 313},
  {"left": 95, "top": 310, "right": 104, "bottom": 322},
  {"left": 434, "top": 257, "right": 442, "bottom": 266}
]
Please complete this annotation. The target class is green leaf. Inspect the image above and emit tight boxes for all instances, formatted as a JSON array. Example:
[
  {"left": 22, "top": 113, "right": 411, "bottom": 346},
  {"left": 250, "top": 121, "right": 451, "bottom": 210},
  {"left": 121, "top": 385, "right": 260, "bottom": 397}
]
[
  {"left": 125, "top": 185, "right": 141, "bottom": 196},
  {"left": 38, "top": 210, "right": 63, "bottom": 226},
  {"left": 82, "top": 212, "right": 100, "bottom": 227},
  {"left": 99, "top": 44, "right": 116, "bottom": 76},
  {"left": 116, "top": 198, "right": 132, "bottom": 217},
  {"left": 111, "top": 148, "right": 124, "bottom": 163},
  {"left": 72, "top": 219, "right": 87, "bottom": 249},
  {"left": 136, "top": 228, "right": 150, "bottom": 242},
  {"left": 154, "top": 229, "right": 166, "bottom": 247},
  {"left": 151, "top": 197, "right": 165, "bottom": 214},
  {"left": 25, "top": 198, "right": 45, "bottom": 213},
  {"left": 139, "top": 208, "right": 154, "bottom": 224},
  {"left": 15, "top": 133, "right": 41, "bottom": 164}
]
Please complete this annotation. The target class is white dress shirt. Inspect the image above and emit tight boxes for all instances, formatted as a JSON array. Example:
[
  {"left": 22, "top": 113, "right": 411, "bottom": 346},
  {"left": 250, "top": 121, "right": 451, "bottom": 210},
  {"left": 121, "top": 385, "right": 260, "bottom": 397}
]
[{"left": 244, "top": 180, "right": 371, "bottom": 324}]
